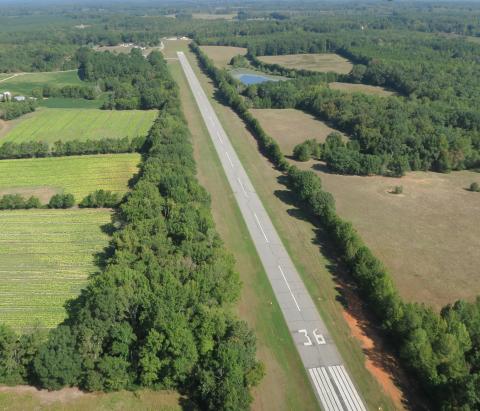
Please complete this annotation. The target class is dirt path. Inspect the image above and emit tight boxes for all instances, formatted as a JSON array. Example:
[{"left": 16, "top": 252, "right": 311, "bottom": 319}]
[{"left": 0, "top": 385, "right": 86, "bottom": 405}]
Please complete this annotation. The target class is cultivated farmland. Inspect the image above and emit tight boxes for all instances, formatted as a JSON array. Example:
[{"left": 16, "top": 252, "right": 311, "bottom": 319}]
[
  {"left": 0, "top": 209, "right": 111, "bottom": 330},
  {"left": 2, "top": 108, "right": 156, "bottom": 143},
  {"left": 258, "top": 53, "right": 353, "bottom": 74},
  {"left": 199, "top": 45, "right": 247, "bottom": 68},
  {"left": 0, "top": 70, "right": 83, "bottom": 95},
  {"left": 0, "top": 153, "right": 140, "bottom": 200},
  {"left": 250, "top": 108, "right": 346, "bottom": 155}
]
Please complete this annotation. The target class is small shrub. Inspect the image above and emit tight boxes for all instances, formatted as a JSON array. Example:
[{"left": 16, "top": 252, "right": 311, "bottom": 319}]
[
  {"left": 49, "top": 194, "right": 75, "bottom": 209},
  {"left": 392, "top": 185, "right": 403, "bottom": 194},
  {"left": 0, "top": 194, "right": 42, "bottom": 210},
  {"left": 80, "top": 190, "right": 121, "bottom": 208},
  {"left": 469, "top": 182, "right": 480, "bottom": 192}
]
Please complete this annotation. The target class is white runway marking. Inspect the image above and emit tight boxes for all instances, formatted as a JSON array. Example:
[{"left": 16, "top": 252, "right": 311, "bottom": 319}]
[
  {"left": 309, "top": 368, "right": 342, "bottom": 411},
  {"left": 278, "top": 265, "right": 301, "bottom": 311},
  {"left": 225, "top": 151, "right": 234, "bottom": 168},
  {"left": 328, "top": 366, "right": 367, "bottom": 411},
  {"left": 253, "top": 212, "right": 269, "bottom": 243},
  {"left": 237, "top": 177, "right": 248, "bottom": 197}
]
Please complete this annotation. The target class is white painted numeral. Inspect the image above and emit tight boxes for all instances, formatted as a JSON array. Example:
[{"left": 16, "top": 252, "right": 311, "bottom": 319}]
[
  {"left": 313, "top": 329, "right": 326, "bottom": 345},
  {"left": 298, "top": 329, "right": 313, "bottom": 346}
]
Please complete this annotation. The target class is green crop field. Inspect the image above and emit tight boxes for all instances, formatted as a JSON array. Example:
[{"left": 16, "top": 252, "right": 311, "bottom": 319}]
[
  {"left": 0, "top": 209, "right": 111, "bottom": 330},
  {"left": 0, "top": 70, "right": 83, "bottom": 95},
  {"left": 3, "top": 108, "right": 157, "bottom": 143},
  {"left": 0, "top": 153, "right": 140, "bottom": 201}
]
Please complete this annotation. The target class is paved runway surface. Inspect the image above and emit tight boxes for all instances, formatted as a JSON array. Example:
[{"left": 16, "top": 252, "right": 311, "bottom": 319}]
[{"left": 178, "top": 51, "right": 367, "bottom": 411}]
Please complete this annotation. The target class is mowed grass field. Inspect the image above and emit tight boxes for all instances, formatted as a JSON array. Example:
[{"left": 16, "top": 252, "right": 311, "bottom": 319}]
[
  {"left": 0, "top": 70, "right": 82, "bottom": 95},
  {"left": 329, "top": 82, "right": 396, "bottom": 97},
  {"left": 250, "top": 108, "right": 346, "bottom": 156},
  {"left": 199, "top": 45, "right": 247, "bottom": 68},
  {"left": 258, "top": 53, "right": 353, "bottom": 74},
  {"left": 0, "top": 209, "right": 111, "bottom": 330},
  {"left": 3, "top": 108, "right": 156, "bottom": 143},
  {"left": 0, "top": 153, "right": 140, "bottom": 200}
]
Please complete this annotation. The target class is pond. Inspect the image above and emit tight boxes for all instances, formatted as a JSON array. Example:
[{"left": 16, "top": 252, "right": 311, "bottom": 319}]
[{"left": 236, "top": 73, "right": 274, "bottom": 85}]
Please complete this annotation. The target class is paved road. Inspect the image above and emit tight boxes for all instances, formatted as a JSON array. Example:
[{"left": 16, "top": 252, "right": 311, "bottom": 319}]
[{"left": 178, "top": 51, "right": 367, "bottom": 411}]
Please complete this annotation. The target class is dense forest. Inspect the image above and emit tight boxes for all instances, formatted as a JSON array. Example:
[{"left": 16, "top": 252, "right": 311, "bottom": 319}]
[
  {"left": 0, "top": 51, "right": 262, "bottom": 410},
  {"left": 191, "top": 40, "right": 480, "bottom": 411}
]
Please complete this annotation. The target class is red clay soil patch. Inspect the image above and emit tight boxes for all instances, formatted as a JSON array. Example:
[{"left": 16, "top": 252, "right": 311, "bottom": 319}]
[{"left": 0, "top": 385, "right": 85, "bottom": 405}]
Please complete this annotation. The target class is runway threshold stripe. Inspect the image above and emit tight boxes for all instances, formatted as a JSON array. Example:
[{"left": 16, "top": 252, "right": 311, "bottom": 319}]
[
  {"left": 320, "top": 367, "right": 344, "bottom": 410},
  {"left": 309, "top": 368, "right": 342, "bottom": 411},
  {"left": 335, "top": 366, "right": 367, "bottom": 411},
  {"left": 329, "top": 366, "right": 356, "bottom": 410}
]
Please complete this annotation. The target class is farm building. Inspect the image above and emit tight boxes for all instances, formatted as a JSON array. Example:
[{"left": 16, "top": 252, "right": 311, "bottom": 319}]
[{"left": 13, "top": 95, "right": 26, "bottom": 102}]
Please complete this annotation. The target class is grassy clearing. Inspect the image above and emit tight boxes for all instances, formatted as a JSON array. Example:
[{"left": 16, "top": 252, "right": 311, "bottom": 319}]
[
  {"left": 0, "top": 209, "right": 111, "bottom": 330},
  {"left": 3, "top": 108, "right": 156, "bottom": 143},
  {"left": 0, "top": 71, "right": 82, "bottom": 95},
  {"left": 192, "top": 12, "right": 237, "bottom": 20},
  {"left": 37, "top": 97, "right": 105, "bottom": 109},
  {"left": 308, "top": 167, "right": 480, "bottom": 309},
  {"left": 258, "top": 53, "right": 353, "bottom": 74},
  {"left": 180, "top": 42, "right": 401, "bottom": 410},
  {"left": 199, "top": 45, "right": 247, "bottom": 68},
  {"left": 0, "top": 153, "right": 140, "bottom": 200},
  {"left": 329, "top": 82, "right": 396, "bottom": 97},
  {"left": 168, "top": 42, "right": 319, "bottom": 411},
  {"left": 250, "top": 108, "right": 346, "bottom": 156},
  {"left": 0, "top": 386, "right": 184, "bottom": 411}
]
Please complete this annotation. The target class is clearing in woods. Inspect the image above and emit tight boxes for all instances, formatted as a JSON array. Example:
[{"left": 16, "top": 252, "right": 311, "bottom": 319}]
[
  {"left": 199, "top": 45, "right": 247, "bottom": 68},
  {"left": 251, "top": 108, "right": 480, "bottom": 309},
  {"left": 0, "top": 153, "right": 140, "bottom": 200},
  {"left": 258, "top": 53, "right": 353, "bottom": 74},
  {"left": 0, "top": 209, "right": 111, "bottom": 330},
  {"left": 250, "top": 108, "right": 346, "bottom": 156},
  {"left": 0, "top": 70, "right": 82, "bottom": 95},
  {"left": 329, "top": 82, "right": 397, "bottom": 97},
  {"left": 2, "top": 108, "right": 156, "bottom": 143}
]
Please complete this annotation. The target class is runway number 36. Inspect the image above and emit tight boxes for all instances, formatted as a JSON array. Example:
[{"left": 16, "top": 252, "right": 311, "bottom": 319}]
[{"left": 298, "top": 329, "right": 326, "bottom": 346}]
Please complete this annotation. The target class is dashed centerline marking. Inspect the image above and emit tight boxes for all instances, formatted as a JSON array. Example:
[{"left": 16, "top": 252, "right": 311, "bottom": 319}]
[
  {"left": 253, "top": 212, "right": 269, "bottom": 243},
  {"left": 278, "top": 265, "right": 301, "bottom": 311},
  {"left": 225, "top": 151, "right": 234, "bottom": 168},
  {"left": 237, "top": 177, "right": 248, "bottom": 197}
]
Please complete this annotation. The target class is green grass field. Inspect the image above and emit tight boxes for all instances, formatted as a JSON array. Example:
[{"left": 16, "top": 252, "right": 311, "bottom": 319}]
[
  {"left": 0, "top": 209, "right": 111, "bottom": 330},
  {"left": 37, "top": 97, "right": 105, "bottom": 109},
  {"left": 3, "top": 108, "right": 157, "bottom": 143},
  {"left": 0, "top": 153, "right": 140, "bottom": 200},
  {"left": 0, "top": 70, "right": 82, "bottom": 95},
  {"left": 258, "top": 53, "right": 353, "bottom": 74}
]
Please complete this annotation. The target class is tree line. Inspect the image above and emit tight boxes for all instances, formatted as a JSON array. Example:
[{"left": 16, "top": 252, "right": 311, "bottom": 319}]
[
  {"left": 0, "top": 136, "right": 145, "bottom": 160},
  {"left": 0, "top": 50, "right": 262, "bottom": 410},
  {"left": 0, "top": 100, "right": 36, "bottom": 120},
  {"left": 191, "top": 41, "right": 480, "bottom": 410}
]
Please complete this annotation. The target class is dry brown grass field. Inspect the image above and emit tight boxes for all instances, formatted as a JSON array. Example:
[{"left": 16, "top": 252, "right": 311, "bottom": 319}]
[
  {"left": 251, "top": 108, "right": 480, "bottom": 309},
  {"left": 329, "top": 82, "right": 396, "bottom": 97},
  {"left": 250, "top": 108, "right": 346, "bottom": 156},
  {"left": 258, "top": 53, "right": 353, "bottom": 74},
  {"left": 192, "top": 12, "right": 237, "bottom": 20},
  {"left": 199, "top": 45, "right": 247, "bottom": 68}
]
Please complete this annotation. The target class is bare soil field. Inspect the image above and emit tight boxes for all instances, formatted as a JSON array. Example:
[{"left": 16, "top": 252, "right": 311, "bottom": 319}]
[
  {"left": 250, "top": 108, "right": 346, "bottom": 156},
  {"left": 192, "top": 12, "right": 237, "bottom": 20},
  {"left": 329, "top": 82, "right": 397, "bottom": 97},
  {"left": 258, "top": 53, "right": 353, "bottom": 74},
  {"left": 199, "top": 45, "right": 247, "bottom": 68}
]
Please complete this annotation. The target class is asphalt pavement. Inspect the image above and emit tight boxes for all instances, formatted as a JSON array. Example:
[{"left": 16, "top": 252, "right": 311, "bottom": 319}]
[{"left": 177, "top": 51, "right": 367, "bottom": 411}]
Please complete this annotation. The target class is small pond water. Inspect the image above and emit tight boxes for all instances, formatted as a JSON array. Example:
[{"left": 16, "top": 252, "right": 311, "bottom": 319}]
[{"left": 237, "top": 74, "right": 273, "bottom": 85}]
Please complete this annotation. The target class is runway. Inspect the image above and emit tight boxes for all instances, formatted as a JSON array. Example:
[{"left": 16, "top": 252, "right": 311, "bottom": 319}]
[{"left": 177, "top": 51, "right": 367, "bottom": 411}]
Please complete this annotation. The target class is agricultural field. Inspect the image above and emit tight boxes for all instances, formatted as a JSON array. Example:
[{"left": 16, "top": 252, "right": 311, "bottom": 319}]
[
  {"left": 199, "top": 45, "right": 247, "bottom": 68},
  {"left": 37, "top": 97, "right": 104, "bottom": 109},
  {"left": 250, "top": 108, "right": 346, "bottom": 155},
  {"left": 0, "top": 209, "right": 111, "bottom": 330},
  {"left": 0, "top": 153, "right": 140, "bottom": 200},
  {"left": 313, "top": 168, "right": 480, "bottom": 309},
  {"left": 329, "top": 82, "right": 397, "bottom": 97},
  {"left": 258, "top": 53, "right": 353, "bottom": 74},
  {"left": 2, "top": 108, "right": 156, "bottom": 143},
  {"left": 192, "top": 12, "right": 237, "bottom": 19},
  {"left": 0, "top": 70, "right": 83, "bottom": 95}
]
